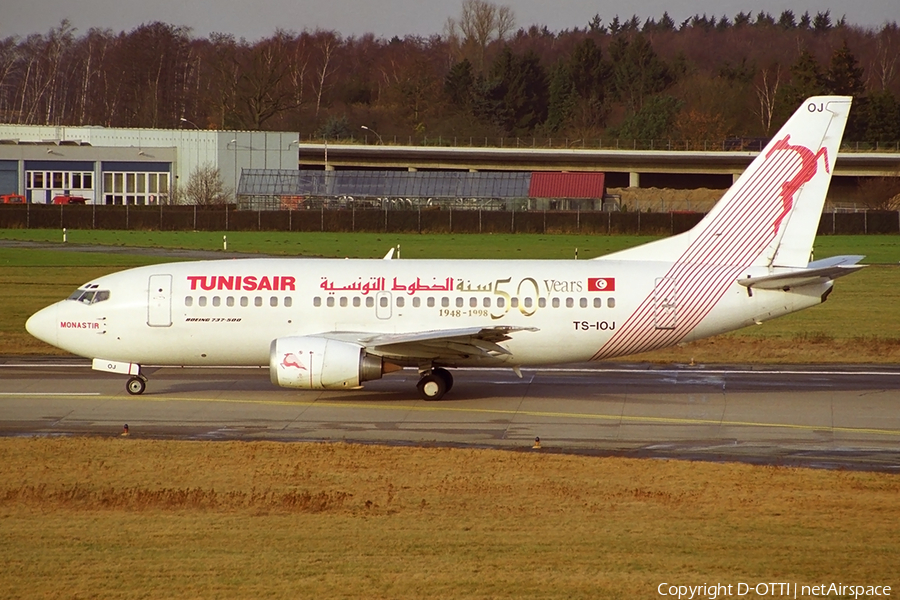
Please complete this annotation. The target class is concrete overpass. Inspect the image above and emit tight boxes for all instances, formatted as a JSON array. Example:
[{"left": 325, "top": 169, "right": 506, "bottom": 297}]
[{"left": 297, "top": 143, "right": 900, "bottom": 190}]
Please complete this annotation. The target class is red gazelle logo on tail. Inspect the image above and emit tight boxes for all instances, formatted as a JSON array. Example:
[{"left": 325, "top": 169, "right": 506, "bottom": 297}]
[{"left": 766, "top": 135, "right": 830, "bottom": 235}]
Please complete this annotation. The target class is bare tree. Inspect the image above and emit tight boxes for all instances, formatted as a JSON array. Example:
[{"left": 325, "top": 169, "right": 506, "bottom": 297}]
[
  {"left": 871, "top": 23, "right": 899, "bottom": 91},
  {"left": 855, "top": 174, "right": 900, "bottom": 210},
  {"left": 312, "top": 30, "right": 339, "bottom": 117},
  {"left": 445, "top": 0, "right": 515, "bottom": 72},
  {"left": 182, "top": 163, "right": 231, "bottom": 205},
  {"left": 237, "top": 32, "right": 299, "bottom": 129},
  {"left": 754, "top": 65, "right": 781, "bottom": 133}
]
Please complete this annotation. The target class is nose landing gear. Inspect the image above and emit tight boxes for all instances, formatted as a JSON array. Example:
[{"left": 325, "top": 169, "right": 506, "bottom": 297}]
[
  {"left": 417, "top": 367, "right": 453, "bottom": 401},
  {"left": 126, "top": 375, "right": 147, "bottom": 395}
]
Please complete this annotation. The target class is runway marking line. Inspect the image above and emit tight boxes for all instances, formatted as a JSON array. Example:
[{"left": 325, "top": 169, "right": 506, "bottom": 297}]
[
  {"left": 8, "top": 392, "right": 900, "bottom": 438},
  {"left": 0, "top": 392, "right": 101, "bottom": 397}
]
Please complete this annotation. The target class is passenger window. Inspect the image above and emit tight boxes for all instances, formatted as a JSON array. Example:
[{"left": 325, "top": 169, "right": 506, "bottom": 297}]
[
  {"left": 199, "top": 296, "right": 207, "bottom": 307},
  {"left": 254, "top": 296, "right": 263, "bottom": 307},
  {"left": 340, "top": 297, "right": 348, "bottom": 307},
  {"left": 427, "top": 297, "right": 435, "bottom": 308},
  {"left": 511, "top": 298, "right": 518, "bottom": 308},
  {"left": 213, "top": 296, "right": 221, "bottom": 307},
  {"left": 552, "top": 297, "right": 560, "bottom": 308},
  {"left": 352, "top": 297, "right": 360, "bottom": 307},
  {"left": 580, "top": 298, "right": 587, "bottom": 308},
  {"left": 566, "top": 298, "right": 574, "bottom": 308},
  {"left": 456, "top": 297, "right": 464, "bottom": 308},
  {"left": 413, "top": 297, "right": 421, "bottom": 308},
  {"left": 441, "top": 297, "right": 449, "bottom": 308},
  {"left": 538, "top": 298, "right": 546, "bottom": 308},
  {"left": 469, "top": 297, "right": 477, "bottom": 308},
  {"left": 270, "top": 296, "right": 278, "bottom": 307},
  {"left": 313, "top": 297, "right": 322, "bottom": 307},
  {"left": 379, "top": 296, "right": 388, "bottom": 308},
  {"left": 284, "top": 297, "right": 292, "bottom": 308},
  {"left": 608, "top": 298, "right": 616, "bottom": 308},
  {"left": 326, "top": 297, "right": 334, "bottom": 307},
  {"left": 594, "top": 298, "right": 602, "bottom": 308},
  {"left": 397, "top": 297, "right": 405, "bottom": 308},
  {"left": 226, "top": 296, "right": 235, "bottom": 307},
  {"left": 497, "top": 297, "right": 505, "bottom": 308},
  {"left": 524, "top": 297, "right": 533, "bottom": 308},
  {"left": 241, "top": 296, "right": 249, "bottom": 307},
  {"left": 366, "top": 297, "right": 374, "bottom": 308},
  {"left": 483, "top": 297, "right": 491, "bottom": 308},
  {"left": 185, "top": 296, "right": 193, "bottom": 307}
]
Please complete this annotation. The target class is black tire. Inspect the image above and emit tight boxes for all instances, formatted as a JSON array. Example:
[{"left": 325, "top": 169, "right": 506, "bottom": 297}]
[
  {"left": 417, "top": 374, "right": 446, "bottom": 401},
  {"left": 432, "top": 367, "right": 453, "bottom": 392},
  {"left": 126, "top": 377, "right": 146, "bottom": 395}
]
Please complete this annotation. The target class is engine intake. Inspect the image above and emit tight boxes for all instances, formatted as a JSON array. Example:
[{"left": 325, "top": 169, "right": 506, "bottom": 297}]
[{"left": 270, "top": 336, "right": 385, "bottom": 389}]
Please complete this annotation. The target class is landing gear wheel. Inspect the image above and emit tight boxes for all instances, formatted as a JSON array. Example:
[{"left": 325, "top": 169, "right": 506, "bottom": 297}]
[
  {"left": 417, "top": 374, "right": 447, "bottom": 401},
  {"left": 432, "top": 367, "right": 453, "bottom": 392},
  {"left": 126, "top": 377, "right": 146, "bottom": 395}
]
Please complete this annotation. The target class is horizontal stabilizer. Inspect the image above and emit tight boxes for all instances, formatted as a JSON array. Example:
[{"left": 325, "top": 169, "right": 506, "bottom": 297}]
[{"left": 738, "top": 255, "right": 866, "bottom": 290}]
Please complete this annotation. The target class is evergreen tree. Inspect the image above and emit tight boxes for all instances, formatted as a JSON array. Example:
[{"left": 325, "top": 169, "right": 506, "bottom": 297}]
[
  {"left": 787, "top": 49, "right": 826, "bottom": 101},
  {"left": 545, "top": 38, "right": 610, "bottom": 132},
  {"left": 827, "top": 40, "right": 866, "bottom": 139},
  {"left": 659, "top": 12, "right": 676, "bottom": 31},
  {"left": 826, "top": 40, "right": 864, "bottom": 96},
  {"left": 546, "top": 63, "right": 576, "bottom": 132},
  {"left": 864, "top": 90, "right": 900, "bottom": 142},
  {"left": 445, "top": 59, "right": 476, "bottom": 108},
  {"left": 813, "top": 11, "right": 832, "bottom": 34},
  {"left": 733, "top": 12, "right": 751, "bottom": 27},
  {"left": 613, "top": 94, "right": 682, "bottom": 140},
  {"left": 472, "top": 47, "right": 548, "bottom": 136},
  {"left": 608, "top": 33, "right": 672, "bottom": 112},
  {"left": 778, "top": 10, "right": 796, "bottom": 29}
]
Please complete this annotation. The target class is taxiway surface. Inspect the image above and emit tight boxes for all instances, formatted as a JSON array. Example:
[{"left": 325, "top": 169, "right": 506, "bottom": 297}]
[{"left": 2, "top": 359, "right": 899, "bottom": 471}]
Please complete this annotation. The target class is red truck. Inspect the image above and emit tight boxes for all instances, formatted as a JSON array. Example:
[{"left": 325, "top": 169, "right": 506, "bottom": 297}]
[
  {"left": 51, "top": 195, "right": 88, "bottom": 204},
  {"left": 0, "top": 194, "right": 26, "bottom": 204}
]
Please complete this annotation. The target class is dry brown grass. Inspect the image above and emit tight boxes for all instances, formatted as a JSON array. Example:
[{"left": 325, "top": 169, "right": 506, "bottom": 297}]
[{"left": 1, "top": 437, "right": 898, "bottom": 599}]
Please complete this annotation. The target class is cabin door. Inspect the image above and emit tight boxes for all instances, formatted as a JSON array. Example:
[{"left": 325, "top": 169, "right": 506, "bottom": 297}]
[{"left": 148, "top": 274, "right": 173, "bottom": 327}]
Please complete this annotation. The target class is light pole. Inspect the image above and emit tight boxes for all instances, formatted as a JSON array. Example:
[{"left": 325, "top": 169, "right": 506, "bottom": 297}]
[
  {"left": 228, "top": 139, "right": 238, "bottom": 204},
  {"left": 179, "top": 117, "right": 200, "bottom": 129},
  {"left": 284, "top": 139, "right": 299, "bottom": 170},
  {"left": 360, "top": 125, "right": 383, "bottom": 145}
]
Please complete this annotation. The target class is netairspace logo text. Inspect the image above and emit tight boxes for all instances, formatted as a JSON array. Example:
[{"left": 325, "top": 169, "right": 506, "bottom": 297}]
[{"left": 657, "top": 582, "right": 891, "bottom": 599}]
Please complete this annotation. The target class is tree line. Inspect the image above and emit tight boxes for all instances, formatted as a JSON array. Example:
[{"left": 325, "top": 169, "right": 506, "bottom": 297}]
[{"left": 1, "top": 2, "right": 898, "bottom": 144}]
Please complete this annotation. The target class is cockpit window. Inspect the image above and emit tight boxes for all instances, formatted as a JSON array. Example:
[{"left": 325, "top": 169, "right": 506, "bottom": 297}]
[{"left": 67, "top": 288, "right": 110, "bottom": 304}]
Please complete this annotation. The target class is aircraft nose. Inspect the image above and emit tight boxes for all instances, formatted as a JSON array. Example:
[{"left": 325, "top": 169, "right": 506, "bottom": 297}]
[{"left": 25, "top": 303, "right": 59, "bottom": 347}]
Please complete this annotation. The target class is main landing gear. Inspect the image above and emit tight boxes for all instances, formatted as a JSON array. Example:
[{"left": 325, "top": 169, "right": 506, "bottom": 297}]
[{"left": 417, "top": 367, "right": 453, "bottom": 401}]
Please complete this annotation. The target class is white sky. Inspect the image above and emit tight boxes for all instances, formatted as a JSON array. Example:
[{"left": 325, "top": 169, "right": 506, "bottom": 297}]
[{"left": 2, "top": 0, "right": 897, "bottom": 41}]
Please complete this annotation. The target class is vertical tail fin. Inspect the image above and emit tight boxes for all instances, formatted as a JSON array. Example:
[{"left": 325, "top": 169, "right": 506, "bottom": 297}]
[
  {"left": 763, "top": 97, "right": 851, "bottom": 267},
  {"left": 601, "top": 96, "right": 851, "bottom": 268}
]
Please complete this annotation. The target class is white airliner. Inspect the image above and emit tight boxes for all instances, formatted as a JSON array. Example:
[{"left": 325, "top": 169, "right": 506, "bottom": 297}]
[{"left": 27, "top": 96, "right": 863, "bottom": 400}]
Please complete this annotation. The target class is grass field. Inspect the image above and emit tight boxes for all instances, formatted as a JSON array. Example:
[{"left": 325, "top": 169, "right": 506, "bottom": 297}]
[
  {"left": 2, "top": 233, "right": 898, "bottom": 597},
  {"left": 1, "top": 437, "right": 898, "bottom": 599},
  {"left": 2, "top": 230, "right": 898, "bottom": 361},
  {"left": 3, "top": 228, "right": 900, "bottom": 262}
]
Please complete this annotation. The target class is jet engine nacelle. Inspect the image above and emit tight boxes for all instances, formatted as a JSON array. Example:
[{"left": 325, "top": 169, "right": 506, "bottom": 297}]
[{"left": 269, "top": 336, "right": 385, "bottom": 389}]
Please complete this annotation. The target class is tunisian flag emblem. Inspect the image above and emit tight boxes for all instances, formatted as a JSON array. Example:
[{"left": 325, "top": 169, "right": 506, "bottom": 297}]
[{"left": 587, "top": 277, "right": 615, "bottom": 292}]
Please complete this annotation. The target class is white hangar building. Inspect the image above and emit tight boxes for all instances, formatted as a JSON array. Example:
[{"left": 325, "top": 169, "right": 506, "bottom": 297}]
[{"left": 0, "top": 124, "right": 298, "bottom": 205}]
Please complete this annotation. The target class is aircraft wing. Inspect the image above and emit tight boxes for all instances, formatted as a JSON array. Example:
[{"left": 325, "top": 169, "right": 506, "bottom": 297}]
[
  {"left": 738, "top": 255, "right": 866, "bottom": 291},
  {"left": 321, "top": 326, "right": 539, "bottom": 361}
]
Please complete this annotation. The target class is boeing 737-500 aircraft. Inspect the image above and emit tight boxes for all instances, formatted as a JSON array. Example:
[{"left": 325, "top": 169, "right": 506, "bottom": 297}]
[{"left": 27, "top": 96, "right": 864, "bottom": 400}]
